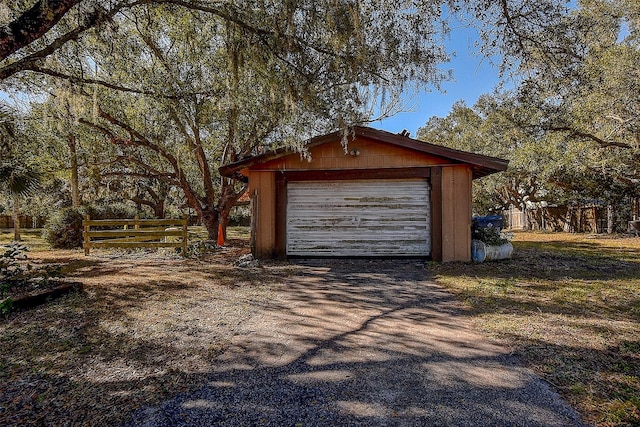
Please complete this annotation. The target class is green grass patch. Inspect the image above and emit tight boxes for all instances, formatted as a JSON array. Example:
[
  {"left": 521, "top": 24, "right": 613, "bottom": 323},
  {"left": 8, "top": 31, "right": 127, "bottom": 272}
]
[
  {"left": 428, "top": 232, "right": 640, "bottom": 427},
  {"left": 185, "top": 225, "right": 249, "bottom": 241},
  {"left": 0, "top": 228, "right": 51, "bottom": 252}
]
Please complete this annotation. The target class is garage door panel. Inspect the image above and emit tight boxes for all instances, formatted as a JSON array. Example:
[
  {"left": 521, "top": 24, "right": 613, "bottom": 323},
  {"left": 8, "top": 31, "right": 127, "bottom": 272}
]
[
  {"left": 286, "top": 179, "right": 430, "bottom": 256},
  {"left": 287, "top": 243, "right": 429, "bottom": 256},
  {"left": 288, "top": 217, "right": 429, "bottom": 226},
  {"left": 287, "top": 232, "right": 429, "bottom": 241}
]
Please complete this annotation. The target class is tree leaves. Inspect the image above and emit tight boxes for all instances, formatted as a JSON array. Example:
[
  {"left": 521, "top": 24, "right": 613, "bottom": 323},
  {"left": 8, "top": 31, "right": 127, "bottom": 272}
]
[{"left": 0, "top": 160, "right": 41, "bottom": 196}]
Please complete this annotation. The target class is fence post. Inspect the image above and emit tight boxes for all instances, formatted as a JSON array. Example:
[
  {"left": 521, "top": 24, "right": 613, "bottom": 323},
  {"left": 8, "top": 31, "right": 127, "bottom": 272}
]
[
  {"left": 182, "top": 215, "right": 188, "bottom": 256},
  {"left": 83, "top": 215, "right": 91, "bottom": 256},
  {"left": 134, "top": 214, "right": 140, "bottom": 230}
]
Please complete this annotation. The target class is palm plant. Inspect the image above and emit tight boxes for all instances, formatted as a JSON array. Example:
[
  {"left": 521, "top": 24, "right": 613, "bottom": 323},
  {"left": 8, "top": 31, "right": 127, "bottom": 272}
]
[{"left": 0, "top": 103, "right": 41, "bottom": 241}]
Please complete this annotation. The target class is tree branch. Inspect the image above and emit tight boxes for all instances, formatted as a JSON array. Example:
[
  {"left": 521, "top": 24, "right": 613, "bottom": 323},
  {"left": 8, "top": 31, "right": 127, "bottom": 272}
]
[
  {"left": 1, "top": 0, "right": 352, "bottom": 86},
  {"left": 80, "top": 109, "right": 207, "bottom": 210},
  {"left": 130, "top": 195, "right": 159, "bottom": 209},
  {"left": 548, "top": 126, "right": 632, "bottom": 149},
  {"left": 0, "top": 0, "right": 81, "bottom": 61},
  {"left": 0, "top": 1, "right": 135, "bottom": 80},
  {"left": 109, "top": 155, "right": 178, "bottom": 181},
  {"left": 22, "top": 65, "right": 221, "bottom": 99},
  {"left": 102, "top": 169, "right": 176, "bottom": 182}
]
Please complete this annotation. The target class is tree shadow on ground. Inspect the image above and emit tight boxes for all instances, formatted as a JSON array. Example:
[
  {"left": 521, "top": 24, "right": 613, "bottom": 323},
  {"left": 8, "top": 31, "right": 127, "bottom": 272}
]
[
  {"left": 1, "top": 255, "right": 599, "bottom": 426},
  {"left": 426, "top": 238, "right": 640, "bottom": 426},
  {"left": 121, "top": 259, "right": 586, "bottom": 427},
  {"left": 0, "top": 252, "right": 272, "bottom": 426}
]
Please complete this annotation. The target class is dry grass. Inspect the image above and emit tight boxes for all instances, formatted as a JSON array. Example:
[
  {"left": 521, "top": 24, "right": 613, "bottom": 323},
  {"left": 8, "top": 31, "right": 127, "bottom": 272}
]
[
  {"left": 0, "top": 227, "right": 293, "bottom": 426},
  {"left": 0, "top": 229, "right": 50, "bottom": 251},
  {"left": 428, "top": 232, "right": 640, "bottom": 427},
  {"left": 3, "top": 229, "right": 639, "bottom": 426}
]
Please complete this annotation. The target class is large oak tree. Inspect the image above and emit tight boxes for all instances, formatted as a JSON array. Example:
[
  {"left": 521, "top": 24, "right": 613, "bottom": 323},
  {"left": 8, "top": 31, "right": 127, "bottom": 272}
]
[
  {"left": 17, "top": 0, "right": 453, "bottom": 239},
  {"left": 2, "top": 0, "right": 587, "bottom": 238}
]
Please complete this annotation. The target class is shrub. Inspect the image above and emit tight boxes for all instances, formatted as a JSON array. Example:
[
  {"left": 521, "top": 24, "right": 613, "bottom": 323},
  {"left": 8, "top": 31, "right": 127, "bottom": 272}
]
[
  {"left": 43, "top": 207, "right": 85, "bottom": 249},
  {"left": 86, "top": 202, "right": 140, "bottom": 222}
]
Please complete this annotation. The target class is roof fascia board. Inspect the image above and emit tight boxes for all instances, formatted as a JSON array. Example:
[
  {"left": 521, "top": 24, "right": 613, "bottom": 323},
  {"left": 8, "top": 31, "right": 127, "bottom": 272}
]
[{"left": 219, "top": 126, "right": 508, "bottom": 177}]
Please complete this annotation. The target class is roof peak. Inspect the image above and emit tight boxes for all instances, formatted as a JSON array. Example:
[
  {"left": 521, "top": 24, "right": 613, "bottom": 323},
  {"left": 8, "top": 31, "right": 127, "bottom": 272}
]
[{"left": 219, "top": 126, "right": 508, "bottom": 180}]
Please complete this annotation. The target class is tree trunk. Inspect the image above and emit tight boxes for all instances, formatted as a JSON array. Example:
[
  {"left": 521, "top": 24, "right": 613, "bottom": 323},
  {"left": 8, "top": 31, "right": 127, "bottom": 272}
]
[
  {"left": 0, "top": 0, "right": 81, "bottom": 61},
  {"left": 200, "top": 209, "right": 219, "bottom": 241},
  {"left": 154, "top": 200, "right": 165, "bottom": 219},
  {"left": 607, "top": 204, "right": 615, "bottom": 234},
  {"left": 564, "top": 206, "right": 572, "bottom": 232},
  {"left": 217, "top": 185, "right": 244, "bottom": 243},
  {"left": 68, "top": 134, "right": 80, "bottom": 208},
  {"left": 577, "top": 206, "right": 583, "bottom": 233},
  {"left": 219, "top": 207, "right": 231, "bottom": 241},
  {"left": 154, "top": 181, "right": 169, "bottom": 218},
  {"left": 12, "top": 195, "right": 20, "bottom": 241}
]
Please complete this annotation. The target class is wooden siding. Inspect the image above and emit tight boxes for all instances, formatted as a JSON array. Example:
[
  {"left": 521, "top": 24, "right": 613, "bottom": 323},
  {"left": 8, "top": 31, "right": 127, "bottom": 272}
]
[
  {"left": 249, "top": 171, "right": 276, "bottom": 259},
  {"left": 430, "top": 167, "right": 443, "bottom": 261},
  {"left": 440, "top": 166, "right": 472, "bottom": 262},
  {"left": 221, "top": 126, "right": 508, "bottom": 180},
  {"left": 251, "top": 136, "right": 450, "bottom": 172},
  {"left": 286, "top": 179, "right": 430, "bottom": 256},
  {"left": 242, "top": 134, "right": 478, "bottom": 261}
]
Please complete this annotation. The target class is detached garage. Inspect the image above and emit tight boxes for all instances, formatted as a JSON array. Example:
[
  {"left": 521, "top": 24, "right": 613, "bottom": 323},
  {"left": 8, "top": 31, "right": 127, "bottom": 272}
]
[{"left": 219, "top": 126, "right": 507, "bottom": 262}]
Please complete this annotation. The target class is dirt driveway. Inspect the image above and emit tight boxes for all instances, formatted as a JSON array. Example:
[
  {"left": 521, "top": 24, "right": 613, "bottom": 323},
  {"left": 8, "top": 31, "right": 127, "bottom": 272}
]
[{"left": 126, "top": 259, "right": 586, "bottom": 427}]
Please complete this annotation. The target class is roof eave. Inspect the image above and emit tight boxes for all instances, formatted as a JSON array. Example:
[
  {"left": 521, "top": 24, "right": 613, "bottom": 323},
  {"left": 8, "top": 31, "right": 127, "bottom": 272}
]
[{"left": 218, "top": 126, "right": 509, "bottom": 179}]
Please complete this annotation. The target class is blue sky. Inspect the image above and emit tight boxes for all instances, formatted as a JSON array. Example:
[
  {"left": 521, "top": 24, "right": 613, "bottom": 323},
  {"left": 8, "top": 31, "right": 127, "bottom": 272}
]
[{"left": 375, "top": 24, "right": 502, "bottom": 137}]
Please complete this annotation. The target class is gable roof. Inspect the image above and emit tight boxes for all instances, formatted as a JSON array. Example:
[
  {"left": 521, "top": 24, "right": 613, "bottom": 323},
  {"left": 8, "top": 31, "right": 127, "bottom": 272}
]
[{"left": 219, "top": 126, "right": 508, "bottom": 180}]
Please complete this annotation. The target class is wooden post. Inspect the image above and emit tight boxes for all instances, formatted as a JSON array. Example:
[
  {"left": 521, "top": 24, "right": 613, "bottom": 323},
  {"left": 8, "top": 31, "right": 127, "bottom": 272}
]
[
  {"left": 134, "top": 214, "right": 140, "bottom": 230},
  {"left": 430, "top": 167, "right": 442, "bottom": 262},
  {"left": 83, "top": 215, "right": 91, "bottom": 256},
  {"left": 250, "top": 190, "right": 258, "bottom": 258},
  {"left": 182, "top": 215, "right": 188, "bottom": 256}
]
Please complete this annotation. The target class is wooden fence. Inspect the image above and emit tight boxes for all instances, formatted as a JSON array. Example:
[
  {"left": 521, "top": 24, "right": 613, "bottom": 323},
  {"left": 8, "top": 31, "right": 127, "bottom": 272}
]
[
  {"left": 83, "top": 215, "right": 188, "bottom": 256},
  {"left": 0, "top": 215, "right": 41, "bottom": 228}
]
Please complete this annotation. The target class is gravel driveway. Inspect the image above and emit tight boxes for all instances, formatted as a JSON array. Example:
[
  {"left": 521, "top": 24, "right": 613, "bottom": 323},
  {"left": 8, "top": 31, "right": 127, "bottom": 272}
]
[{"left": 125, "top": 259, "right": 587, "bottom": 427}]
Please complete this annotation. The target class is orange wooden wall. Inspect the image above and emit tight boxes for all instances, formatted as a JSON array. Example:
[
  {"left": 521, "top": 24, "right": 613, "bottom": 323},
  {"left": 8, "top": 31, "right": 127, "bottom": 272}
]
[
  {"left": 246, "top": 136, "right": 473, "bottom": 262},
  {"left": 248, "top": 170, "right": 276, "bottom": 259},
  {"left": 440, "top": 166, "right": 472, "bottom": 262},
  {"left": 250, "top": 136, "right": 450, "bottom": 172}
]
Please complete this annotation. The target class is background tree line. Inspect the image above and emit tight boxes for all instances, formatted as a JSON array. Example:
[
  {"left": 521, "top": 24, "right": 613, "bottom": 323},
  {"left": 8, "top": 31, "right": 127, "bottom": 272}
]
[
  {"left": 418, "top": 0, "right": 640, "bottom": 232},
  {"left": 0, "top": 0, "right": 637, "bottom": 241}
]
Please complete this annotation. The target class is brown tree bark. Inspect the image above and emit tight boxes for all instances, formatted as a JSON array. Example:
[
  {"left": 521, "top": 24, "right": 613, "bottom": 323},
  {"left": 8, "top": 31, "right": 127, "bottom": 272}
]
[
  {"left": 199, "top": 209, "right": 219, "bottom": 241},
  {"left": 607, "top": 204, "right": 615, "bottom": 234},
  {"left": 68, "top": 134, "right": 81, "bottom": 208},
  {"left": 0, "top": 0, "right": 81, "bottom": 61},
  {"left": 12, "top": 195, "right": 20, "bottom": 241},
  {"left": 81, "top": 107, "right": 249, "bottom": 243},
  {"left": 131, "top": 183, "right": 168, "bottom": 219}
]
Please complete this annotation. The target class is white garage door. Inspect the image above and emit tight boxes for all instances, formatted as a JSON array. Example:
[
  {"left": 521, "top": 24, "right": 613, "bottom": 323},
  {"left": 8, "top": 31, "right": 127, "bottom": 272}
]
[{"left": 286, "top": 179, "right": 431, "bottom": 256}]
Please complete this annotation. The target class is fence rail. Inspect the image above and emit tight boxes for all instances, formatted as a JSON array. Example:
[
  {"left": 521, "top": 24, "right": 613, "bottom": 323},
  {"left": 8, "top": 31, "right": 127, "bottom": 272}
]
[{"left": 83, "top": 215, "right": 188, "bottom": 256}]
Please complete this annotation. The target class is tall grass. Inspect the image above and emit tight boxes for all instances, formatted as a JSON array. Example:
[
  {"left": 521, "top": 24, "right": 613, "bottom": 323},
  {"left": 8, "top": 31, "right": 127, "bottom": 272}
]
[{"left": 428, "top": 232, "right": 640, "bottom": 427}]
